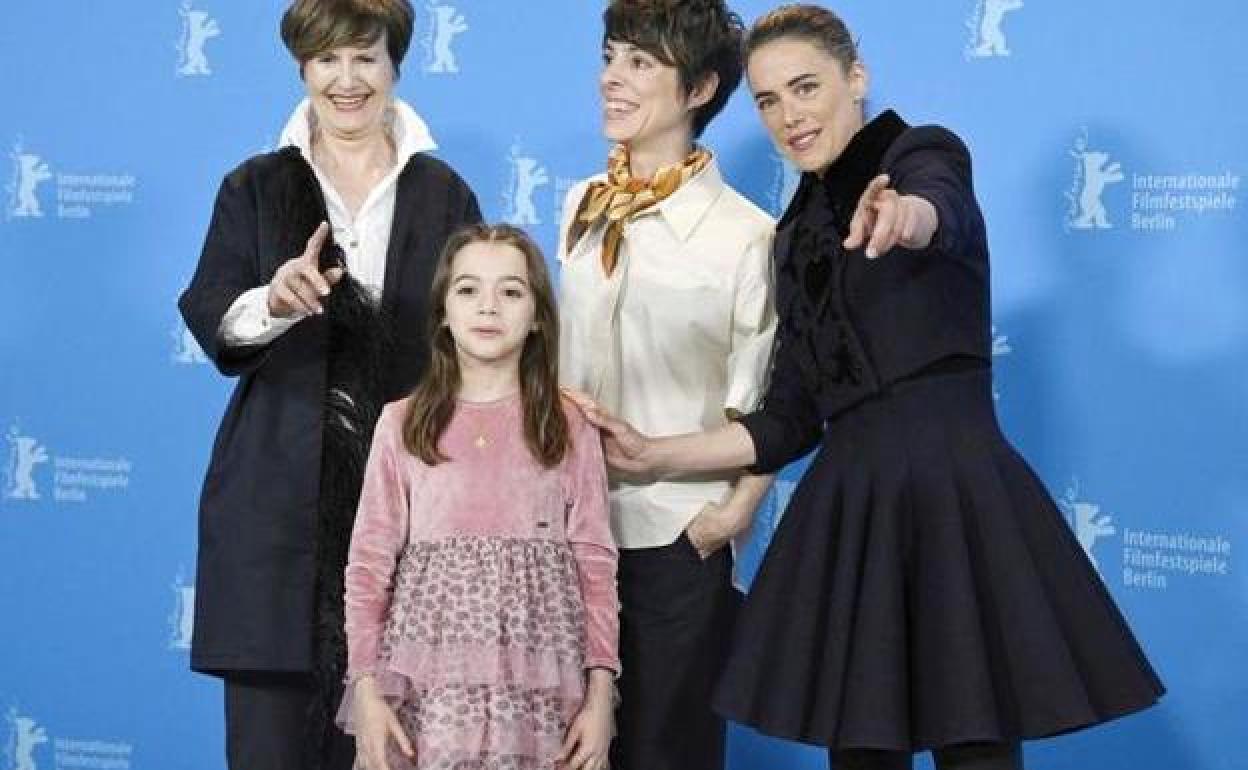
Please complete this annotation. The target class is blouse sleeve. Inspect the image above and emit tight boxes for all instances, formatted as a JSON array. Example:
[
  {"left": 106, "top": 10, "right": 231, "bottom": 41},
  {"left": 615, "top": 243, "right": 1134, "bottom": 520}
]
[
  {"left": 733, "top": 272, "right": 823, "bottom": 474},
  {"left": 218, "top": 286, "right": 303, "bottom": 347},
  {"left": 343, "top": 403, "right": 412, "bottom": 681},
  {"left": 722, "top": 229, "right": 778, "bottom": 418},
  {"left": 563, "top": 408, "right": 620, "bottom": 675}
]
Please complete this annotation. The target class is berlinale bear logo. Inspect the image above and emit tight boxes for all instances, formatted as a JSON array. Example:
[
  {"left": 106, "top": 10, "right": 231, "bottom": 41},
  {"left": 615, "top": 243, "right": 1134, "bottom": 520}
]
[
  {"left": 1060, "top": 482, "right": 1116, "bottom": 574},
  {"left": 424, "top": 2, "right": 468, "bottom": 74},
  {"left": 176, "top": 1, "right": 221, "bottom": 77},
  {"left": 770, "top": 151, "right": 802, "bottom": 217},
  {"left": 171, "top": 319, "right": 209, "bottom": 365},
  {"left": 504, "top": 143, "right": 550, "bottom": 226},
  {"left": 5, "top": 424, "right": 48, "bottom": 502},
  {"left": 1067, "top": 131, "right": 1125, "bottom": 231},
  {"left": 169, "top": 570, "right": 196, "bottom": 650},
  {"left": 5, "top": 709, "right": 48, "bottom": 770},
  {"left": 7, "top": 142, "right": 52, "bottom": 219},
  {"left": 966, "top": 0, "right": 1023, "bottom": 59}
]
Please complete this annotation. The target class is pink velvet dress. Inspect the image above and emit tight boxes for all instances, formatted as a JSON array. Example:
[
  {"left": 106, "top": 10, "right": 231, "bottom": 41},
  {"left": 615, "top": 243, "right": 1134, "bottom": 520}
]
[{"left": 337, "top": 394, "right": 619, "bottom": 770}]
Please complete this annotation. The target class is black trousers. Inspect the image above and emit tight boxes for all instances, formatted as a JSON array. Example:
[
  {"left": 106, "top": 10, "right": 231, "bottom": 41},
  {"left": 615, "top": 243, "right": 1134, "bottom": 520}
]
[
  {"left": 610, "top": 533, "right": 741, "bottom": 770},
  {"left": 224, "top": 671, "right": 355, "bottom": 770},
  {"left": 830, "top": 742, "right": 1024, "bottom": 770}
]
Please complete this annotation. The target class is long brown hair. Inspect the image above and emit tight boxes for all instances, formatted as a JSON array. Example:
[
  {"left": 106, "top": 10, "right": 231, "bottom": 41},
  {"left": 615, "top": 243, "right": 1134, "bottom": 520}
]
[{"left": 402, "top": 224, "right": 569, "bottom": 467}]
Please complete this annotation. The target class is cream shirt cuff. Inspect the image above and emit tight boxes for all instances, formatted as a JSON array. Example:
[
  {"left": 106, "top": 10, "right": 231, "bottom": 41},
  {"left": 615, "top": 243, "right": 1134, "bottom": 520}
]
[{"left": 219, "top": 286, "right": 303, "bottom": 347}]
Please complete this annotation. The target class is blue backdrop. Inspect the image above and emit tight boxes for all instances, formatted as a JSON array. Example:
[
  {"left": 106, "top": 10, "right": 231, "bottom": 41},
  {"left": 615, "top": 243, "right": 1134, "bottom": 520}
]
[{"left": 2, "top": 2, "right": 1245, "bottom": 769}]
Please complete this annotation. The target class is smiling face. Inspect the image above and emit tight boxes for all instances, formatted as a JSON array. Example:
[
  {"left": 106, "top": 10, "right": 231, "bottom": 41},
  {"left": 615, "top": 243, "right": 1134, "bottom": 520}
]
[
  {"left": 443, "top": 241, "right": 538, "bottom": 371},
  {"left": 747, "top": 38, "right": 867, "bottom": 174},
  {"left": 599, "top": 39, "right": 703, "bottom": 152},
  {"left": 303, "top": 33, "right": 395, "bottom": 141}
]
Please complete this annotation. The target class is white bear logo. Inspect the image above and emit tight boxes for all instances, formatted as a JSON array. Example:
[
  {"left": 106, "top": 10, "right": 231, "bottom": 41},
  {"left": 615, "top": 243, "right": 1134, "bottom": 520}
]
[
  {"left": 1069, "top": 135, "right": 1124, "bottom": 230},
  {"left": 991, "top": 325, "right": 1012, "bottom": 356},
  {"left": 770, "top": 152, "right": 802, "bottom": 216},
  {"left": 504, "top": 144, "right": 549, "bottom": 226},
  {"left": 6, "top": 425, "right": 49, "bottom": 501},
  {"left": 9, "top": 145, "right": 52, "bottom": 219},
  {"left": 426, "top": 3, "right": 467, "bottom": 74},
  {"left": 169, "top": 571, "right": 196, "bottom": 650},
  {"left": 968, "top": 0, "right": 1024, "bottom": 58},
  {"left": 177, "top": 1, "right": 221, "bottom": 77},
  {"left": 171, "top": 321, "right": 208, "bottom": 364},
  {"left": 1061, "top": 484, "right": 1116, "bottom": 573},
  {"left": 7, "top": 710, "right": 48, "bottom": 770}
]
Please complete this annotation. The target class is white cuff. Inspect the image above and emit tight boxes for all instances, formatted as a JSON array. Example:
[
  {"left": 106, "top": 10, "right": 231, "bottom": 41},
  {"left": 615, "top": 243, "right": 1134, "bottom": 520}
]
[{"left": 219, "top": 286, "right": 303, "bottom": 347}]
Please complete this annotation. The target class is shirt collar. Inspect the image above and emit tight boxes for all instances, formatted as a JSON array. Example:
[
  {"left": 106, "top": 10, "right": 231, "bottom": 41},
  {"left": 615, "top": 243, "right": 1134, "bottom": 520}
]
[
  {"left": 277, "top": 97, "right": 438, "bottom": 164},
  {"left": 651, "top": 154, "right": 726, "bottom": 243}
]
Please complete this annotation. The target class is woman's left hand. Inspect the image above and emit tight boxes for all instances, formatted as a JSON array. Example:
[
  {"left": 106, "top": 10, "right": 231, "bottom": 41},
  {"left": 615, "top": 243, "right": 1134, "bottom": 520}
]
[
  {"left": 686, "top": 502, "right": 749, "bottom": 560},
  {"left": 843, "top": 174, "right": 939, "bottom": 258},
  {"left": 557, "top": 676, "right": 614, "bottom": 770}
]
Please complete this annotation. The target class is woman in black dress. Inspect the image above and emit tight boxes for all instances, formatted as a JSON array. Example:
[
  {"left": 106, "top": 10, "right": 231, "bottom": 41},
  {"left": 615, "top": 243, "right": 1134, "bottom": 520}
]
[{"left": 574, "top": 6, "right": 1164, "bottom": 769}]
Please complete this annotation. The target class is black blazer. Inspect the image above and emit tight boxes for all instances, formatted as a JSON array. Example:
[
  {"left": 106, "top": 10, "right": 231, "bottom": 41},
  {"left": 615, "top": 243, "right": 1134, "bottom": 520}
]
[
  {"left": 740, "top": 111, "right": 991, "bottom": 474},
  {"left": 178, "top": 148, "right": 481, "bottom": 673}
]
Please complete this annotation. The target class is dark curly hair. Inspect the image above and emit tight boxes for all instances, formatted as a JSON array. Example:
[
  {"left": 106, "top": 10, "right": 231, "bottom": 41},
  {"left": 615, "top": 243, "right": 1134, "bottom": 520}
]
[{"left": 604, "top": 0, "right": 746, "bottom": 137}]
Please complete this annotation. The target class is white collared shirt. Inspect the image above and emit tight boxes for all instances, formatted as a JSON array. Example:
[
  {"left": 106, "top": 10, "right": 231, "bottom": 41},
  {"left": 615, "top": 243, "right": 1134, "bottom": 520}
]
[
  {"left": 558, "top": 156, "right": 777, "bottom": 549},
  {"left": 218, "top": 98, "right": 437, "bottom": 346}
]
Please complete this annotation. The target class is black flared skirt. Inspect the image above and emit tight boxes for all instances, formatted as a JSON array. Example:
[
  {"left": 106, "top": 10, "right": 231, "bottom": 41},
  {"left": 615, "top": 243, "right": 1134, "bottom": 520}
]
[{"left": 714, "top": 368, "right": 1164, "bottom": 751}]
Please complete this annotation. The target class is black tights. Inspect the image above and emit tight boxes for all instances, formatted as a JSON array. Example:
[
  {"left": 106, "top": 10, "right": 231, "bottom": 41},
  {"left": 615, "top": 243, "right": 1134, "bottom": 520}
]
[{"left": 830, "top": 742, "right": 1023, "bottom": 770}]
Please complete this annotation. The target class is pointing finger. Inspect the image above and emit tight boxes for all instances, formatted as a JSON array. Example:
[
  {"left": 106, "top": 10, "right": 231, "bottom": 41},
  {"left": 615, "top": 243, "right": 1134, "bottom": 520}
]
[
  {"left": 865, "top": 193, "right": 899, "bottom": 258},
  {"left": 303, "top": 221, "right": 330, "bottom": 263},
  {"left": 845, "top": 175, "right": 889, "bottom": 250},
  {"left": 863, "top": 173, "right": 891, "bottom": 202}
]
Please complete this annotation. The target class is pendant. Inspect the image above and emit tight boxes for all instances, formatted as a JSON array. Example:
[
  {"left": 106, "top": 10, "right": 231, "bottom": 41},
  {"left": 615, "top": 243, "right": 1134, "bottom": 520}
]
[{"left": 474, "top": 434, "right": 489, "bottom": 450}]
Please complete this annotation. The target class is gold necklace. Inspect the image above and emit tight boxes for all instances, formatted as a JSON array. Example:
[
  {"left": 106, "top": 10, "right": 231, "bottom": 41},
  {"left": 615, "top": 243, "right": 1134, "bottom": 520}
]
[
  {"left": 460, "top": 406, "right": 494, "bottom": 451},
  {"left": 459, "top": 392, "right": 518, "bottom": 451}
]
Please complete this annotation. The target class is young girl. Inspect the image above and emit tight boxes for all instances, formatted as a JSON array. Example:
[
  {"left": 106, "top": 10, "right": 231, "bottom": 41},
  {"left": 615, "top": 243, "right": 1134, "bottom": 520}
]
[{"left": 337, "top": 224, "right": 618, "bottom": 770}]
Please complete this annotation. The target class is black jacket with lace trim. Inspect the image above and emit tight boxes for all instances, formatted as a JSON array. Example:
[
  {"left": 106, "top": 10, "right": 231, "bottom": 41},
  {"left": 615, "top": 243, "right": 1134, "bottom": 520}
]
[{"left": 738, "top": 110, "right": 991, "bottom": 473}]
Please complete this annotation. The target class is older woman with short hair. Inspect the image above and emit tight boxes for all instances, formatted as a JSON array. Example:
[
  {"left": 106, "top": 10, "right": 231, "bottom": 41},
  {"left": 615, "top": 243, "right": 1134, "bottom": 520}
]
[{"left": 178, "top": 1, "right": 480, "bottom": 767}]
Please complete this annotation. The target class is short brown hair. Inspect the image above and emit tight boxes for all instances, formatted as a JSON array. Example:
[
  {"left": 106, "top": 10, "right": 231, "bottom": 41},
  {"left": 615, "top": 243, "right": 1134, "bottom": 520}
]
[
  {"left": 745, "top": 4, "right": 859, "bottom": 72},
  {"left": 281, "top": 0, "right": 414, "bottom": 76},
  {"left": 604, "top": 0, "right": 746, "bottom": 138},
  {"left": 403, "top": 224, "right": 570, "bottom": 468}
]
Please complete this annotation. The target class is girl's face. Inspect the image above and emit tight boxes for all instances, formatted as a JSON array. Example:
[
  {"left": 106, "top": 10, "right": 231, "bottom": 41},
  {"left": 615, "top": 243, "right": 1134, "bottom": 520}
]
[
  {"left": 303, "top": 34, "right": 395, "bottom": 141},
  {"left": 747, "top": 38, "right": 867, "bottom": 175},
  {"left": 599, "top": 39, "right": 695, "bottom": 149},
  {"left": 443, "top": 241, "right": 537, "bottom": 370}
]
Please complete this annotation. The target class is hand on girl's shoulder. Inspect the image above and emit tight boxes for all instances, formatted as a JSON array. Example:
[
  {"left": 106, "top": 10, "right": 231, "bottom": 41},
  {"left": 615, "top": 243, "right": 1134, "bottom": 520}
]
[{"left": 559, "top": 391, "right": 596, "bottom": 433}]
